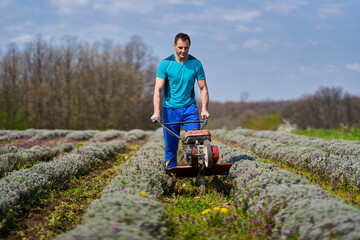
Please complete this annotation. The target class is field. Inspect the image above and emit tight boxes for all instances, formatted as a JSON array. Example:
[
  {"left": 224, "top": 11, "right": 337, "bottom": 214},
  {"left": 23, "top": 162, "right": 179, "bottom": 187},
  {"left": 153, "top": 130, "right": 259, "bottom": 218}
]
[{"left": 1, "top": 128, "right": 360, "bottom": 239}]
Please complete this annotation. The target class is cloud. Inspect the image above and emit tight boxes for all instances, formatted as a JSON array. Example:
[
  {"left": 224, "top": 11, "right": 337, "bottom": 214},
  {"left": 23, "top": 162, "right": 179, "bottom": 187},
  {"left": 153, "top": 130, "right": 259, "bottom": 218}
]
[
  {"left": 298, "top": 64, "right": 337, "bottom": 76},
  {"left": 152, "top": 7, "right": 261, "bottom": 27},
  {"left": 4, "top": 21, "right": 34, "bottom": 33},
  {"left": 236, "top": 24, "right": 263, "bottom": 33},
  {"left": 93, "top": 1, "right": 156, "bottom": 15},
  {"left": 242, "top": 39, "right": 269, "bottom": 51},
  {"left": 10, "top": 34, "right": 51, "bottom": 44},
  {"left": 51, "top": 0, "right": 90, "bottom": 14},
  {"left": 159, "top": 0, "right": 205, "bottom": 6},
  {"left": 51, "top": 0, "right": 89, "bottom": 6},
  {"left": 50, "top": 0, "right": 205, "bottom": 16},
  {"left": 264, "top": 0, "right": 307, "bottom": 13},
  {"left": 317, "top": 3, "right": 350, "bottom": 19},
  {"left": 345, "top": 62, "right": 360, "bottom": 72},
  {"left": 0, "top": 0, "right": 11, "bottom": 7},
  {"left": 223, "top": 10, "right": 261, "bottom": 23}
]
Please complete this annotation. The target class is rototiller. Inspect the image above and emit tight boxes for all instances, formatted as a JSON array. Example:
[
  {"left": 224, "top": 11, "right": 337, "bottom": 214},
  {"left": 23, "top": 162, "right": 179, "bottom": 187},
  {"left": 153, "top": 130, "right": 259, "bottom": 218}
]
[{"left": 152, "top": 117, "right": 232, "bottom": 193}]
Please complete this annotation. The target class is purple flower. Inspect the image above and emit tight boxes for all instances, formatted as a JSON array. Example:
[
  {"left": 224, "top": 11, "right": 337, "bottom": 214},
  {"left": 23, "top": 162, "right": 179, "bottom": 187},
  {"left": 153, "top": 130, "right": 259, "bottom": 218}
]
[
  {"left": 109, "top": 225, "right": 121, "bottom": 231},
  {"left": 216, "top": 228, "right": 221, "bottom": 233}
]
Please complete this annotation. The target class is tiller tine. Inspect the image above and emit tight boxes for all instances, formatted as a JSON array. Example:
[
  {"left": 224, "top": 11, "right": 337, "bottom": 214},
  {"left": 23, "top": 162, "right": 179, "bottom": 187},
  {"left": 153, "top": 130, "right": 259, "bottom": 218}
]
[{"left": 166, "top": 163, "right": 232, "bottom": 178}]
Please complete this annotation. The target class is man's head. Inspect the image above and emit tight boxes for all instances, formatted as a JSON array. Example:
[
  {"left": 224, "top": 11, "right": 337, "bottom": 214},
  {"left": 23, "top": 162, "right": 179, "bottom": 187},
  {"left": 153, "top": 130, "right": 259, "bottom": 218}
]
[
  {"left": 174, "top": 33, "right": 191, "bottom": 45},
  {"left": 173, "top": 33, "right": 191, "bottom": 62}
]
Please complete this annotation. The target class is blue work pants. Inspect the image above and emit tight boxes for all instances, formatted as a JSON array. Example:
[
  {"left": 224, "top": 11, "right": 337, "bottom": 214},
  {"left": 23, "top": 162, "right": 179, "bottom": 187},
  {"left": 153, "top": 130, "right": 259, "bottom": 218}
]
[{"left": 163, "top": 103, "right": 200, "bottom": 169}]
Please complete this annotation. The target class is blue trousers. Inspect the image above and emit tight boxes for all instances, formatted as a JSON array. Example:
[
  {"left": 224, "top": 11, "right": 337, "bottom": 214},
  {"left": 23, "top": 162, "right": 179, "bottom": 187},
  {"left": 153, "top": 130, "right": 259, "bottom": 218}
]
[{"left": 163, "top": 103, "right": 200, "bottom": 169}]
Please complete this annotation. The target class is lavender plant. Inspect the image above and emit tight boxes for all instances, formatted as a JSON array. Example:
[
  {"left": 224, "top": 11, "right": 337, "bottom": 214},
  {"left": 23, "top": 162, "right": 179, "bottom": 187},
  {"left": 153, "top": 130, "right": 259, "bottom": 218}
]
[
  {"left": 213, "top": 130, "right": 360, "bottom": 194},
  {"left": 0, "top": 129, "right": 43, "bottom": 141},
  {"left": 65, "top": 130, "right": 100, "bottom": 140},
  {"left": 0, "top": 140, "right": 126, "bottom": 218},
  {"left": 0, "top": 142, "right": 74, "bottom": 178},
  {"left": 216, "top": 141, "right": 360, "bottom": 239},
  {"left": 30, "top": 129, "right": 73, "bottom": 140},
  {"left": 57, "top": 130, "right": 172, "bottom": 240}
]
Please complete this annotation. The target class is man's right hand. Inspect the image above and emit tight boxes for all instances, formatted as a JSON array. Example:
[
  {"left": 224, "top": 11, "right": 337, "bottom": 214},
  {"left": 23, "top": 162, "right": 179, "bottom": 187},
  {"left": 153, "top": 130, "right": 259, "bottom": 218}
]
[{"left": 150, "top": 113, "right": 160, "bottom": 123}]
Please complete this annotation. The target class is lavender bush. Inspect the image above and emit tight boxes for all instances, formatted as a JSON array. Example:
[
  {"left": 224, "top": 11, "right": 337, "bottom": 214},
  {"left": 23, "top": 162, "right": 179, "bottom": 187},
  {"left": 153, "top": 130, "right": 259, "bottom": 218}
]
[
  {"left": 216, "top": 141, "right": 360, "bottom": 239},
  {"left": 65, "top": 130, "right": 100, "bottom": 140},
  {"left": 57, "top": 130, "right": 172, "bottom": 240},
  {"left": 0, "top": 140, "right": 126, "bottom": 218},
  {"left": 0, "top": 142, "right": 74, "bottom": 177},
  {"left": 30, "top": 129, "right": 73, "bottom": 140},
  {"left": 0, "top": 129, "right": 43, "bottom": 141},
  {"left": 212, "top": 129, "right": 360, "bottom": 193}
]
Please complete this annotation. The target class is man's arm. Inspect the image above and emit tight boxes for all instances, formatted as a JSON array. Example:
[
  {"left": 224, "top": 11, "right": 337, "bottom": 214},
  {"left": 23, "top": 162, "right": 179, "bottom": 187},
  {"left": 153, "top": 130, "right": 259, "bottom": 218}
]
[
  {"left": 151, "top": 77, "right": 165, "bottom": 121},
  {"left": 198, "top": 79, "right": 210, "bottom": 119}
]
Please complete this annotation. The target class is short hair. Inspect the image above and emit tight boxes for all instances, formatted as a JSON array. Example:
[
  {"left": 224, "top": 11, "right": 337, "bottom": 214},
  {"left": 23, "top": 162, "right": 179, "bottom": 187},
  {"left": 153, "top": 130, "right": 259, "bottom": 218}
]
[{"left": 174, "top": 33, "right": 191, "bottom": 45}]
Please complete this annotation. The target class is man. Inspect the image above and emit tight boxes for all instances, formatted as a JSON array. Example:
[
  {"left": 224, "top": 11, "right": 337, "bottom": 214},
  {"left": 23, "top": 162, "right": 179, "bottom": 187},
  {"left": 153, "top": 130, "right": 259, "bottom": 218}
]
[{"left": 151, "top": 33, "right": 210, "bottom": 169}]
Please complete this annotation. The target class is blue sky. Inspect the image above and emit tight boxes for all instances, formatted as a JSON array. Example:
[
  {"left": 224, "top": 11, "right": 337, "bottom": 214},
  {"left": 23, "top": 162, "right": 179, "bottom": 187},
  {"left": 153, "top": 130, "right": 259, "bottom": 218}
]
[{"left": 1, "top": 0, "right": 359, "bottom": 102}]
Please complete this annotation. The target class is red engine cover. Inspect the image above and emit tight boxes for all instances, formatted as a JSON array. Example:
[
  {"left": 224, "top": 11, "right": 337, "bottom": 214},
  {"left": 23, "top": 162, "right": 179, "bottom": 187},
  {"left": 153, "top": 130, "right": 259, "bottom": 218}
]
[
  {"left": 185, "top": 130, "right": 211, "bottom": 138},
  {"left": 212, "top": 145, "right": 219, "bottom": 163}
]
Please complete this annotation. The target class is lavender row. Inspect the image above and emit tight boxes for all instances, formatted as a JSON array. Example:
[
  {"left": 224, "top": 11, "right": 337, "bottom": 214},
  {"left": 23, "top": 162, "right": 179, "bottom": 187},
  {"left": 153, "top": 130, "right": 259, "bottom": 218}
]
[
  {"left": 216, "top": 141, "right": 360, "bottom": 239},
  {"left": 0, "top": 142, "right": 74, "bottom": 178},
  {"left": 57, "top": 130, "right": 172, "bottom": 240},
  {"left": 0, "top": 140, "right": 126, "bottom": 218},
  {"left": 213, "top": 129, "right": 360, "bottom": 192},
  {"left": 222, "top": 128, "right": 360, "bottom": 157},
  {"left": 0, "top": 129, "right": 152, "bottom": 143}
]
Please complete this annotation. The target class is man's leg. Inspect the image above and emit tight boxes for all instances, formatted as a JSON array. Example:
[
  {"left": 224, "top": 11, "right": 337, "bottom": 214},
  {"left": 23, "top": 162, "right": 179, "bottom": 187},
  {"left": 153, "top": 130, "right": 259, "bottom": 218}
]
[
  {"left": 163, "top": 107, "right": 181, "bottom": 169},
  {"left": 182, "top": 103, "right": 201, "bottom": 132}
]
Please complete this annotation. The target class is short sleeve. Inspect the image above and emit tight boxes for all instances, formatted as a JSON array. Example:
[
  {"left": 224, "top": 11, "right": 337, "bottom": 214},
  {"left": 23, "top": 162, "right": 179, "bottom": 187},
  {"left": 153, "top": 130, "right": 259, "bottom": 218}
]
[
  {"left": 196, "top": 62, "right": 205, "bottom": 81},
  {"left": 156, "top": 61, "right": 168, "bottom": 79}
]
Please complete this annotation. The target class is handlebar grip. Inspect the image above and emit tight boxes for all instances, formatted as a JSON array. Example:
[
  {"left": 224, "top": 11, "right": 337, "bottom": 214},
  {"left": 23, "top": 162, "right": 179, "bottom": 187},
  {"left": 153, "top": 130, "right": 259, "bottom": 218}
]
[{"left": 150, "top": 117, "right": 161, "bottom": 123}]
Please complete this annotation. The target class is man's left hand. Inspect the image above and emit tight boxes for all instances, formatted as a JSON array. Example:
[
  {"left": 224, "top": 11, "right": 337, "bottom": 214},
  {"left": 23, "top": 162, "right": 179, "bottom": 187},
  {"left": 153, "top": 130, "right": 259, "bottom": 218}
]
[{"left": 201, "top": 110, "right": 210, "bottom": 119}]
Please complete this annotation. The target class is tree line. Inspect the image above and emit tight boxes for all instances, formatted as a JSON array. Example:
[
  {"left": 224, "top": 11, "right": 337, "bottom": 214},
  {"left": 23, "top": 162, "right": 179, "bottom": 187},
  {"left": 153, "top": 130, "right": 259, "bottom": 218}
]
[
  {"left": 208, "top": 86, "right": 360, "bottom": 130},
  {"left": 1, "top": 36, "right": 359, "bottom": 130},
  {"left": 0, "top": 35, "right": 156, "bottom": 130}
]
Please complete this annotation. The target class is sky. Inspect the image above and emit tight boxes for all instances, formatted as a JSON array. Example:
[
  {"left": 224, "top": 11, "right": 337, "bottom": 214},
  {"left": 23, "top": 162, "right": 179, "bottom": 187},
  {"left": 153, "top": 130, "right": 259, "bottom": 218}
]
[{"left": 0, "top": 0, "right": 359, "bottom": 102}]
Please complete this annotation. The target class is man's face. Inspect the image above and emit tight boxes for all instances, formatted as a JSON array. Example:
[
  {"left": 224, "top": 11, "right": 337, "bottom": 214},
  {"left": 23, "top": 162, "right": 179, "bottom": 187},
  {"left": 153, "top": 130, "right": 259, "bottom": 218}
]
[{"left": 174, "top": 39, "right": 190, "bottom": 61}]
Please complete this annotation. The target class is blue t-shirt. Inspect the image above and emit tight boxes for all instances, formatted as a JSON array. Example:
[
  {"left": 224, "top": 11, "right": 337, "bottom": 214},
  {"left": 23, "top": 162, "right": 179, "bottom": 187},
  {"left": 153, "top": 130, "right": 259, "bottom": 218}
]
[{"left": 156, "top": 54, "right": 205, "bottom": 108}]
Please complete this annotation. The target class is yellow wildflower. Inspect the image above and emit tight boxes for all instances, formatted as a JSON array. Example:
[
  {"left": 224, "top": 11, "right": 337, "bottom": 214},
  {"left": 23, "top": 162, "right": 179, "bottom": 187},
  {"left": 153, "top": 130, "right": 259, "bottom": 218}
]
[
  {"left": 247, "top": 150, "right": 251, "bottom": 153},
  {"left": 125, "top": 156, "right": 129, "bottom": 160},
  {"left": 220, "top": 208, "right": 228, "bottom": 214},
  {"left": 301, "top": 154, "right": 305, "bottom": 157},
  {"left": 239, "top": 197, "right": 244, "bottom": 202},
  {"left": 213, "top": 207, "right": 220, "bottom": 211},
  {"left": 195, "top": 196, "right": 200, "bottom": 199},
  {"left": 202, "top": 209, "right": 211, "bottom": 214},
  {"left": 265, "top": 169, "right": 268, "bottom": 171},
  {"left": 140, "top": 191, "right": 146, "bottom": 196}
]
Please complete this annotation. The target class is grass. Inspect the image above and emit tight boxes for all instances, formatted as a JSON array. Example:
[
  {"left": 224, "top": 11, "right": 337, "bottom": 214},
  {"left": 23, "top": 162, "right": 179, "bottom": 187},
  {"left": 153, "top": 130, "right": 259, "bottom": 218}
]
[
  {"left": 293, "top": 128, "right": 360, "bottom": 141},
  {"left": 161, "top": 176, "right": 293, "bottom": 240}
]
